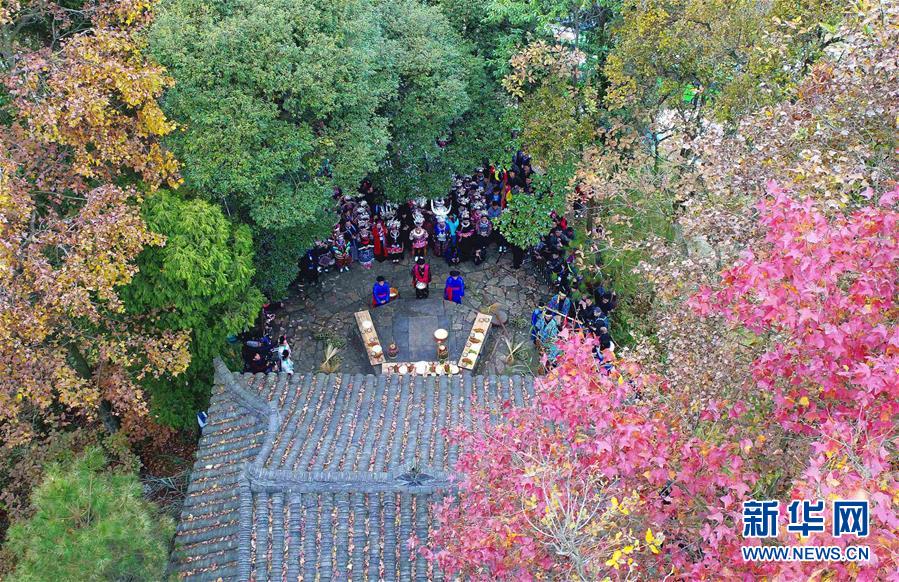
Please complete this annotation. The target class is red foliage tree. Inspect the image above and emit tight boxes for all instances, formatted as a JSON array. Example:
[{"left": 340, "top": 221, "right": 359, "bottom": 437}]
[{"left": 427, "top": 184, "right": 898, "bottom": 580}]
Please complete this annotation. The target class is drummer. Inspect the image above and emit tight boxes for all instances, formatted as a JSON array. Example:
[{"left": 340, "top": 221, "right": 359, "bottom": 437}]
[
  {"left": 411, "top": 256, "right": 431, "bottom": 299},
  {"left": 372, "top": 276, "right": 392, "bottom": 307}
]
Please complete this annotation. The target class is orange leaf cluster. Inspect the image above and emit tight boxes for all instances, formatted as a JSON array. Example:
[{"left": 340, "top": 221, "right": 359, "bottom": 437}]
[{"left": 0, "top": 0, "right": 188, "bottom": 447}]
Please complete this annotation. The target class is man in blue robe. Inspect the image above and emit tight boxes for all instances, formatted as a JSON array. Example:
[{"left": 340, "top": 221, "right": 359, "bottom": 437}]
[
  {"left": 547, "top": 291, "right": 572, "bottom": 322},
  {"left": 530, "top": 301, "right": 546, "bottom": 344},
  {"left": 536, "top": 313, "right": 561, "bottom": 366},
  {"left": 372, "top": 276, "right": 391, "bottom": 307},
  {"left": 444, "top": 270, "right": 465, "bottom": 304}
]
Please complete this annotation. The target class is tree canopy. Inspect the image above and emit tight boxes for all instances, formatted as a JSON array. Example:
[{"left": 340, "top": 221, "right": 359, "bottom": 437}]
[
  {"left": 123, "top": 191, "right": 264, "bottom": 429},
  {"left": 431, "top": 182, "right": 899, "bottom": 577},
  {"left": 150, "top": 0, "right": 502, "bottom": 295},
  {"left": 6, "top": 447, "right": 174, "bottom": 581},
  {"left": 2, "top": 0, "right": 897, "bottom": 578},
  {"left": 0, "top": 0, "right": 190, "bottom": 447}
]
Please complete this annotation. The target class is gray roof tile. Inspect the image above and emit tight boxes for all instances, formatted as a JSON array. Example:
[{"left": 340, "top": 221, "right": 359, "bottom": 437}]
[{"left": 172, "top": 359, "right": 535, "bottom": 580}]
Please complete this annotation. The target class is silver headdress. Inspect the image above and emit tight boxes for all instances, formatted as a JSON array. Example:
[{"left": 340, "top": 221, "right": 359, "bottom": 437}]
[
  {"left": 431, "top": 198, "right": 449, "bottom": 221},
  {"left": 387, "top": 218, "right": 400, "bottom": 231},
  {"left": 382, "top": 201, "right": 397, "bottom": 221},
  {"left": 413, "top": 210, "right": 424, "bottom": 226}
]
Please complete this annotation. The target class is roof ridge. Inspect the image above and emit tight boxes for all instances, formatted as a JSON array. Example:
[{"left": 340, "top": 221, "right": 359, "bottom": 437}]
[
  {"left": 212, "top": 358, "right": 271, "bottom": 419},
  {"left": 248, "top": 465, "right": 453, "bottom": 485},
  {"left": 180, "top": 367, "right": 538, "bottom": 580},
  {"left": 212, "top": 359, "right": 283, "bottom": 473}
]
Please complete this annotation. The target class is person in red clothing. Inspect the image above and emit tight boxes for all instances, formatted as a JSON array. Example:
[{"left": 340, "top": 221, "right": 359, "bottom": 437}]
[
  {"left": 371, "top": 215, "right": 387, "bottom": 262},
  {"left": 411, "top": 256, "right": 431, "bottom": 298},
  {"left": 550, "top": 210, "right": 568, "bottom": 231}
]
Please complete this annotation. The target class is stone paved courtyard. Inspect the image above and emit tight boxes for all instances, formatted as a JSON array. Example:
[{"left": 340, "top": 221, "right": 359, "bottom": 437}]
[{"left": 271, "top": 251, "right": 548, "bottom": 377}]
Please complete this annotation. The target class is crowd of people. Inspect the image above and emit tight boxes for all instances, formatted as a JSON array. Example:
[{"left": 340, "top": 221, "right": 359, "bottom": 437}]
[
  {"left": 241, "top": 333, "right": 293, "bottom": 375},
  {"left": 520, "top": 201, "right": 619, "bottom": 369},
  {"left": 298, "top": 151, "right": 537, "bottom": 288},
  {"left": 242, "top": 150, "right": 620, "bottom": 374},
  {"left": 530, "top": 284, "right": 618, "bottom": 369}
]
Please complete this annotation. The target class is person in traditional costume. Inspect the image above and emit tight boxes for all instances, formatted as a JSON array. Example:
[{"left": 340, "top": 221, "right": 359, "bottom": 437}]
[
  {"left": 358, "top": 231, "right": 374, "bottom": 269},
  {"left": 444, "top": 270, "right": 465, "bottom": 304},
  {"left": 431, "top": 199, "right": 451, "bottom": 256},
  {"left": 385, "top": 219, "right": 404, "bottom": 264},
  {"left": 446, "top": 213, "right": 460, "bottom": 245},
  {"left": 356, "top": 201, "right": 371, "bottom": 230},
  {"left": 372, "top": 276, "right": 391, "bottom": 307},
  {"left": 315, "top": 239, "right": 335, "bottom": 273},
  {"left": 371, "top": 216, "right": 387, "bottom": 262},
  {"left": 471, "top": 198, "right": 485, "bottom": 224},
  {"left": 475, "top": 214, "right": 492, "bottom": 251},
  {"left": 341, "top": 219, "right": 359, "bottom": 261},
  {"left": 410, "top": 212, "right": 429, "bottom": 258},
  {"left": 333, "top": 233, "right": 352, "bottom": 272},
  {"left": 382, "top": 201, "right": 398, "bottom": 221},
  {"left": 444, "top": 237, "right": 460, "bottom": 266},
  {"left": 411, "top": 257, "right": 431, "bottom": 299},
  {"left": 433, "top": 215, "right": 450, "bottom": 257},
  {"left": 457, "top": 218, "right": 475, "bottom": 260}
]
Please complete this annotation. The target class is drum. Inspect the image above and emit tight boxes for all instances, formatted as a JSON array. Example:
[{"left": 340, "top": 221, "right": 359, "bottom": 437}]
[
  {"left": 389, "top": 287, "right": 398, "bottom": 299},
  {"left": 416, "top": 281, "right": 427, "bottom": 290}
]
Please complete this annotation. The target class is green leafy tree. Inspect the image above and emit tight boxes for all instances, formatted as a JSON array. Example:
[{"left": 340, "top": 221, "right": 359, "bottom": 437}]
[
  {"left": 123, "top": 190, "right": 264, "bottom": 429},
  {"left": 6, "top": 447, "right": 174, "bottom": 582},
  {"left": 437, "top": 72, "right": 519, "bottom": 180},
  {"left": 371, "top": 0, "right": 474, "bottom": 200},
  {"left": 605, "top": 0, "right": 845, "bottom": 129},
  {"left": 439, "top": 0, "right": 619, "bottom": 79},
  {"left": 437, "top": 0, "right": 619, "bottom": 188},
  {"left": 150, "top": 0, "right": 393, "bottom": 214},
  {"left": 150, "top": 0, "right": 502, "bottom": 290},
  {"left": 149, "top": 0, "right": 394, "bottom": 293},
  {"left": 253, "top": 225, "right": 331, "bottom": 300},
  {"left": 503, "top": 40, "right": 602, "bottom": 190},
  {"left": 495, "top": 190, "right": 562, "bottom": 248}
]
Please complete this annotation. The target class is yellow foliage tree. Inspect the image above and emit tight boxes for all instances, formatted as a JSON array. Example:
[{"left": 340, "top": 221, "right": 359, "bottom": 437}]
[{"left": 0, "top": 0, "right": 189, "bottom": 447}]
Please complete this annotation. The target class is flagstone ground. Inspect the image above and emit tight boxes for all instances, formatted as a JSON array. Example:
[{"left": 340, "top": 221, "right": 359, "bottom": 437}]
[{"left": 271, "top": 251, "right": 549, "bottom": 377}]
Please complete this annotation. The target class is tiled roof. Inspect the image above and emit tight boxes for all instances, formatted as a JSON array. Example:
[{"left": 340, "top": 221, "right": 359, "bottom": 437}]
[{"left": 172, "top": 359, "right": 535, "bottom": 580}]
